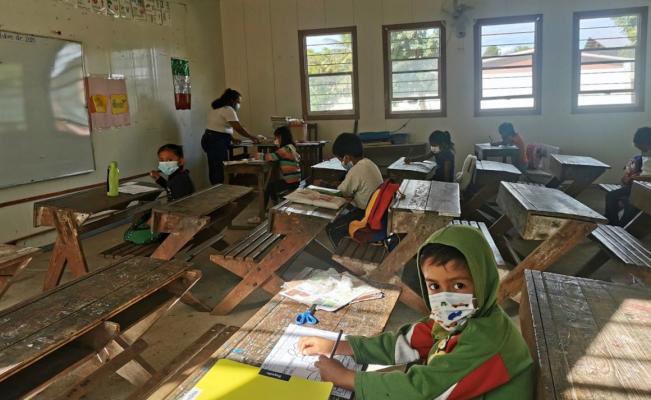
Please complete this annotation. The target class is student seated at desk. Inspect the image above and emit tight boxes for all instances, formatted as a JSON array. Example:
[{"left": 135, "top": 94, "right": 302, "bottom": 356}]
[
  {"left": 325, "top": 133, "right": 383, "bottom": 247},
  {"left": 405, "top": 130, "right": 455, "bottom": 182},
  {"left": 149, "top": 143, "right": 195, "bottom": 201},
  {"left": 605, "top": 127, "right": 651, "bottom": 226},
  {"left": 492, "top": 122, "right": 528, "bottom": 171},
  {"left": 256, "top": 126, "right": 302, "bottom": 207},
  {"left": 299, "top": 225, "right": 533, "bottom": 400}
]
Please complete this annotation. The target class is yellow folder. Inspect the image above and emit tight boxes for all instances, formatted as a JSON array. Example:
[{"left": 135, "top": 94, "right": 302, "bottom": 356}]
[{"left": 186, "top": 359, "right": 333, "bottom": 400}]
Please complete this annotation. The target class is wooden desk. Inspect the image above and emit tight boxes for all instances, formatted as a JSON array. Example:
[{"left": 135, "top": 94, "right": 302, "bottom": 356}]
[
  {"left": 387, "top": 157, "right": 437, "bottom": 181},
  {"left": 491, "top": 182, "right": 606, "bottom": 303},
  {"left": 0, "top": 244, "right": 40, "bottom": 300},
  {"left": 150, "top": 184, "right": 254, "bottom": 261},
  {"left": 311, "top": 158, "right": 347, "bottom": 185},
  {"left": 162, "top": 267, "right": 401, "bottom": 400},
  {"left": 462, "top": 160, "right": 522, "bottom": 217},
  {"left": 228, "top": 144, "right": 251, "bottom": 161},
  {"left": 223, "top": 161, "right": 273, "bottom": 221},
  {"left": 364, "top": 142, "right": 428, "bottom": 172},
  {"left": 520, "top": 270, "right": 651, "bottom": 399},
  {"left": 367, "top": 180, "right": 460, "bottom": 313},
  {"left": 474, "top": 143, "right": 520, "bottom": 163},
  {"left": 549, "top": 154, "right": 611, "bottom": 197},
  {"left": 630, "top": 180, "right": 651, "bottom": 216},
  {"left": 257, "top": 141, "right": 328, "bottom": 179},
  {"left": 0, "top": 256, "right": 200, "bottom": 399},
  {"left": 34, "top": 182, "right": 163, "bottom": 291}
]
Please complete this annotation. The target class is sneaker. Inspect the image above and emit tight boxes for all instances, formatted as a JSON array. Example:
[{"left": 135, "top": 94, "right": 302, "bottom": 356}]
[{"left": 247, "top": 216, "right": 262, "bottom": 225}]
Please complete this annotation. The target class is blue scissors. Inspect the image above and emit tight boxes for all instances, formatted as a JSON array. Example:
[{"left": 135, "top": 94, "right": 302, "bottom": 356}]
[{"left": 295, "top": 304, "right": 319, "bottom": 325}]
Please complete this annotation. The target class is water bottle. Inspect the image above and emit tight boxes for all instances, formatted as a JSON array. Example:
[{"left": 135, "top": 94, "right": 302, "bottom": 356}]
[{"left": 107, "top": 161, "right": 120, "bottom": 197}]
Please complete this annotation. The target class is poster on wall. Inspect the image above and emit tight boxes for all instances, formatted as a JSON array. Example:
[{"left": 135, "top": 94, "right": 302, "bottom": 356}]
[
  {"left": 149, "top": 1, "right": 163, "bottom": 25},
  {"left": 107, "top": 0, "right": 120, "bottom": 17},
  {"left": 132, "top": 0, "right": 146, "bottom": 21},
  {"left": 91, "top": 0, "right": 107, "bottom": 15},
  {"left": 119, "top": 0, "right": 133, "bottom": 18},
  {"left": 85, "top": 76, "right": 131, "bottom": 131},
  {"left": 160, "top": 1, "right": 171, "bottom": 26},
  {"left": 171, "top": 58, "right": 191, "bottom": 110}
]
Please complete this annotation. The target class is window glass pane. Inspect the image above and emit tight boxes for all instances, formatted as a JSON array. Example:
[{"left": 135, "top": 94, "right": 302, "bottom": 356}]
[
  {"left": 578, "top": 92, "right": 637, "bottom": 106},
  {"left": 387, "top": 25, "right": 443, "bottom": 113},
  {"left": 580, "top": 62, "right": 635, "bottom": 91},
  {"left": 478, "top": 19, "right": 538, "bottom": 111},
  {"left": 579, "top": 16, "right": 638, "bottom": 49},
  {"left": 308, "top": 75, "right": 353, "bottom": 112}
]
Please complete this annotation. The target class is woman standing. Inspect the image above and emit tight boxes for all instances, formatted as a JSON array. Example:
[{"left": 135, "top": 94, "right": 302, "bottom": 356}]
[{"left": 202, "top": 88, "right": 258, "bottom": 184}]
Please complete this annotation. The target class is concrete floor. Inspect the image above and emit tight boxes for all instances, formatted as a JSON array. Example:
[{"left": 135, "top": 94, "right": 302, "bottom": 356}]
[{"left": 2, "top": 186, "right": 648, "bottom": 398}]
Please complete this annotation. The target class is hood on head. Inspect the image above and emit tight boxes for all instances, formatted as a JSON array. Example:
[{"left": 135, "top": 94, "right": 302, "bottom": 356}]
[{"left": 416, "top": 225, "right": 499, "bottom": 318}]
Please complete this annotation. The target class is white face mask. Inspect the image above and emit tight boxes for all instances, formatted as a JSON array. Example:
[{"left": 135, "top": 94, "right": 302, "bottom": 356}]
[
  {"left": 158, "top": 161, "right": 179, "bottom": 176},
  {"left": 234, "top": 103, "right": 240, "bottom": 112},
  {"left": 431, "top": 146, "right": 441, "bottom": 154},
  {"left": 274, "top": 139, "right": 280, "bottom": 147},
  {"left": 341, "top": 160, "right": 353, "bottom": 171},
  {"left": 428, "top": 292, "right": 476, "bottom": 332}
]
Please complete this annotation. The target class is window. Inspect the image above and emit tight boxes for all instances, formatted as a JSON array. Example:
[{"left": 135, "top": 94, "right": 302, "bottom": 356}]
[
  {"left": 383, "top": 22, "right": 446, "bottom": 118},
  {"left": 474, "top": 15, "right": 542, "bottom": 115},
  {"left": 573, "top": 7, "right": 647, "bottom": 112},
  {"left": 298, "top": 27, "right": 359, "bottom": 120}
]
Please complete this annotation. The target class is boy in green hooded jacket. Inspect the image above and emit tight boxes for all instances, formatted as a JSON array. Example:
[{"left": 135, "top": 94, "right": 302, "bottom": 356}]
[{"left": 298, "top": 225, "right": 533, "bottom": 399}]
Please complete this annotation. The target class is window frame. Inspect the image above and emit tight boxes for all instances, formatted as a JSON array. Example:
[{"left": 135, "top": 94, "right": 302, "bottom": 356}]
[
  {"left": 298, "top": 26, "right": 360, "bottom": 120},
  {"left": 382, "top": 21, "right": 447, "bottom": 119},
  {"left": 572, "top": 7, "right": 648, "bottom": 114},
  {"left": 474, "top": 14, "right": 543, "bottom": 117}
]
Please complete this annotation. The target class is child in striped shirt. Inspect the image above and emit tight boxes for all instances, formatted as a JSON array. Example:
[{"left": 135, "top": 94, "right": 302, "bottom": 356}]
[{"left": 258, "top": 125, "right": 302, "bottom": 207}]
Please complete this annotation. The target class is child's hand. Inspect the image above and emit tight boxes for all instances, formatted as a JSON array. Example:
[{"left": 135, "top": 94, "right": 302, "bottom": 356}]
[
  {"left": 149, "top": 170, "right": 161, "bottom": 180},
  {"left": 315, "top": 356, "right": 355, "bottom": 390},
  {"left": 404, "top": 158, "right": 412, "bottom": 165},
  {"left": 298, "top": 337, "right": 333, "bottom": 356}
]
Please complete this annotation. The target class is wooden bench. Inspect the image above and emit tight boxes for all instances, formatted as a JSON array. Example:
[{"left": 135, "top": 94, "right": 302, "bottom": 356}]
[
  {"left": 450, "top": 220, "right": 506, "bottom": 267},
  {"left": 576, "top": 224, "right": 651, "bottom": 283},
  {"left": 126, "top": 323, "right": 239, "bottom": 400},
  {"left": 0, "top": 244, "right": 40, "bottom": 299},
  {"left": 209, "top": 221, "right": 291, "bottom": 315},
  {"left": 520, "top": 270, "right": 651, "bottom": 399},
  {"left": 598, "top": 183, "right": 622, "bottom": 192},
  {"left": 332, "top": 238, "right": 388, "bottom": 276},
  {"left": 0, "top": 256, "right": 200, "bottom": 399}
]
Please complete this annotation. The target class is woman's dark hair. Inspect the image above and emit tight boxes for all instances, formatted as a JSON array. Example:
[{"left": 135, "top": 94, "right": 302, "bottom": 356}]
[
  {"left": 429, "top": 130, "right": 454, "bottom": 150},
  {"left": 274, "top": 126, "right": 295, "bottom": 147},
  {"left": 158, "top": 143, "right": 184, "bottom": 158},
  {"left": 498, "top": 122, "right": 516, "bottom": 137},
  {"left": 419, "top": 243, "right": 468, "bottom": 268},
  {"left": 332, "top": 133, "right": 363, "bottom": 159},
  {"left": 211, "top": 88, "right": 241, "bottom": 109},
  {"left": 633, "top": 127, "right": 651, "bottom": 146}
]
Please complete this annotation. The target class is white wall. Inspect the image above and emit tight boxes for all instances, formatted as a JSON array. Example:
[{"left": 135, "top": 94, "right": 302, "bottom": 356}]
[
  {"left": 220, "top": 0, "right": 651, "bottom": 179},
  {"left": 0, "top": 0, "right": 225, "bottom": 244}
]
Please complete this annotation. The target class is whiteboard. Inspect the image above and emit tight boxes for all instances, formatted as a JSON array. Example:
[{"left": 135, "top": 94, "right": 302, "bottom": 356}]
[{"left": 0, "top": 30, "right": 94, "bottom": 188}]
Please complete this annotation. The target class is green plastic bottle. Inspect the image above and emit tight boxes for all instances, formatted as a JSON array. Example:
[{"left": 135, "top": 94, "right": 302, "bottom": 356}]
[{"left": 107, "top": 161, "right": 120, "bottom": 197}]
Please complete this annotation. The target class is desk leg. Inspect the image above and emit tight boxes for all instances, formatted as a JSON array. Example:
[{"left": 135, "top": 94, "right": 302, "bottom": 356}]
[
  {"left": 368, "top": 216, "right": 449, "bottom": 313},
  {"left": 0, "top": 257, "right": 32, "bottom": 298},
  {"left": 563, "top": 171, "right": 604, "bottom": 198},
  {"left": 43, "top": 210, "right": 89, "bottom": 291},
  {"left": 461, "top": 185, "right": 497, "bottom": 219},
  {"left": 497, "top": 220, "right": 596, "bottom": 304},
  {"left": 624, "top": 212, "right": 651, "bottom": 239},
  {"left": 211, "top": 229, "right": 319, "bottom": 315}
]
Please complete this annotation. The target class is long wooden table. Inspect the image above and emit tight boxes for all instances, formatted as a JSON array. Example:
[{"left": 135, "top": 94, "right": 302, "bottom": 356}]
[
  {"left": 0, "top": 256, "right": 200, "bottom": 399},
  {"left": 474, "top": 143, "right": 520, "bottom": 163},
  {"left": 223, "top": 160, "right": 273, "bottom": 222},
  {"left": 367, "top": 180, "right": 461, "bottom": 313},
  {"left": 462, "top": 160, "right": 522, "bottom": 218},
  {"left": 150, "top": 184, "right": 254, "bottom": 261},
  {"left": 490, "top": 182, "right": 607, "bottom": 303},
  {"left": 311, "top": 158, "right": 347, "bottom": 185},
  {"left": 161, "top": 267, "right": 401, "bottom": 400},
  {"left": 34, "top": 182, "right": 163, "bottom": 291},
  {"left": 0, "top": 244, "right": 40, "bottom": 300},
  {"left": 548, "top": 154, "right": 611, "bottom": 197},
  {"left": 520, "top": 270, "right": 651, "bottom": 399},
  {"left": 387, "top": 157, "right": 437, "bottom": 181}
]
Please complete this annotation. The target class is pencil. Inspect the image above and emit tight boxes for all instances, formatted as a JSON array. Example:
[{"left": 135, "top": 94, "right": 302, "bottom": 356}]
[{"left": 330, "top": 329, "right": 343, "bottom": 359}]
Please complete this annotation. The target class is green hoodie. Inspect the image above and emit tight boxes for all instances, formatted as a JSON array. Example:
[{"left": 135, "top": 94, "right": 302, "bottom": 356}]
[{"left": 347, "top": 225, "right": 533, "bottom": 400}]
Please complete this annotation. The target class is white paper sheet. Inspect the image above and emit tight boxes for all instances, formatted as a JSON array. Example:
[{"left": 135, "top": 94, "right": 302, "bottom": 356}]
[
  {"left": 118, "top": 182, "right": 160, "bottom": 194},
  {"left": 261, "top": 324, "right": 363, "bottom": 399}
]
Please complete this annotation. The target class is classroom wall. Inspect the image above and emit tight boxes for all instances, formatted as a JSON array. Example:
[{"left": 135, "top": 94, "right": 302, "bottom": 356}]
[
  {"left": 0, "top": 0, "right": 226, "bottom": 244},
  {"left": 220, "top": 0, "right": 651, "bottom": 180}
]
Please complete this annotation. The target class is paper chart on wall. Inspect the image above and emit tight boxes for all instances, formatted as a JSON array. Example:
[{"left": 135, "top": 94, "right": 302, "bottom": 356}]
[{"left": 260, "top": 324, "right": 363, "bottom": 399}]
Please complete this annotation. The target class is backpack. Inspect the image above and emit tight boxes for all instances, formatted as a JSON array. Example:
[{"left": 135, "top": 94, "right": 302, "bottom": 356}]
[{"left": 348, "top": 179, "right": 400, "bottom": 243}]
